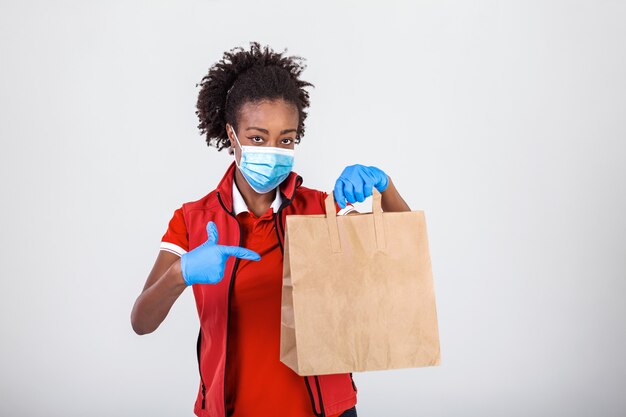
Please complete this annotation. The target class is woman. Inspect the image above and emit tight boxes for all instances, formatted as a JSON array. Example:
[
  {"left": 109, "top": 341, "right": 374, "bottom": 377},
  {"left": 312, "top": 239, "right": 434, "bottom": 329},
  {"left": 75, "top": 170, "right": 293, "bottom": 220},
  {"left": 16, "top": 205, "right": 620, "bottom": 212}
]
[{"left": 131, "top": 42, "right": 410, "bottom": 417}]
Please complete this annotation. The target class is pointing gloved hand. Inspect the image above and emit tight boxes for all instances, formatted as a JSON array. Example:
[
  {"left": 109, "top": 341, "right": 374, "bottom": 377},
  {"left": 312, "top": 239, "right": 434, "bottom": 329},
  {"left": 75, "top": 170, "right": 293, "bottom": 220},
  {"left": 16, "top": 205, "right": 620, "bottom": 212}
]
[
  {"left": 334, "top": 164, "right": 389, "bottom": 209},
  {"left": 180, "top": 221, "right": 260, "bottom": 285}
]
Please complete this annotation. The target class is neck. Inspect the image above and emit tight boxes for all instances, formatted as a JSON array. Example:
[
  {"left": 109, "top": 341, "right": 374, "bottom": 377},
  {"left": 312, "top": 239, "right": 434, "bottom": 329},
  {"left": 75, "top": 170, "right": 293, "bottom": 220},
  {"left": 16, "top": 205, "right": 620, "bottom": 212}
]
[{"left": 234, "top": 168, "right": 276, "bottom": 217}]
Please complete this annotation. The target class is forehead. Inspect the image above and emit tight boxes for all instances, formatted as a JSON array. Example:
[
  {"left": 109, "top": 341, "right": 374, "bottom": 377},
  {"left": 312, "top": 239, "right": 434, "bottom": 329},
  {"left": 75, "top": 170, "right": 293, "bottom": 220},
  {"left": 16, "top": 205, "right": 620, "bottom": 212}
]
[{"left": 237, "top": 99, "right": 299, "bottom": 129}]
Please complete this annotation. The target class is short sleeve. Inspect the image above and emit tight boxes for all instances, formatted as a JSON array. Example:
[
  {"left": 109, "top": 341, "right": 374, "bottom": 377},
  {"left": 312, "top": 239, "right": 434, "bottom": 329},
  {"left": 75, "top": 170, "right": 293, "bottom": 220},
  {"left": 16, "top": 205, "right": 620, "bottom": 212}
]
[
  {"left": 160, "top": 206, "right": 189, "bottom": 257},
  {"left": 320, "top": 191, "right": 357, "bottom": 215}
]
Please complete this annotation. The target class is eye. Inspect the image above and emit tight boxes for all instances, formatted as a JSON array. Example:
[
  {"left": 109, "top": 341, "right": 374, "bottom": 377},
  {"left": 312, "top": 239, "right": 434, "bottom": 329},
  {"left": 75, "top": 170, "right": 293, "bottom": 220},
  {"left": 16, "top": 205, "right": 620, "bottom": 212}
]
[
  {"left": 281, "top": 137, "right": 294, "bottom": 145},
  {"left": 249, "top": 136, "right": 264, "bottom": 143}
]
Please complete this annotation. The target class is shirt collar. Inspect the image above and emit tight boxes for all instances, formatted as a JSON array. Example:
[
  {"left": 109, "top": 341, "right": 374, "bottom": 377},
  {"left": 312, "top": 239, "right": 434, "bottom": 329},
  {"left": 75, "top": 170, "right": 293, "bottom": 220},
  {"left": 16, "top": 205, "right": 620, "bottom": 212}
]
[{"left": 232, "top": 179, "right": 283, "bottom": 215}]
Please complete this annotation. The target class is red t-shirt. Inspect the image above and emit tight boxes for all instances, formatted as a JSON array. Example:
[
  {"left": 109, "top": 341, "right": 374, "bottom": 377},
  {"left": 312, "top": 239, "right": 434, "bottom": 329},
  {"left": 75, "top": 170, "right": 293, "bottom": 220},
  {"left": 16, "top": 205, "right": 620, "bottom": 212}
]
[{"left": 161, "top": 193, "right": 349, "bottom": 417}]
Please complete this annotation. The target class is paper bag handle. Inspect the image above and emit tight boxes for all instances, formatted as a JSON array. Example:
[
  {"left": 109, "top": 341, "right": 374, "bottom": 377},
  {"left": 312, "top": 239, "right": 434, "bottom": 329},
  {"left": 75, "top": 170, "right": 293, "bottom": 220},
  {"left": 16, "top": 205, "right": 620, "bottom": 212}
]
[
  {"left": 324, "top": 192, "right": 342, "bottom": 252},
  {"left": 324, "top": 189, "right": 386, "bottom": 253}
]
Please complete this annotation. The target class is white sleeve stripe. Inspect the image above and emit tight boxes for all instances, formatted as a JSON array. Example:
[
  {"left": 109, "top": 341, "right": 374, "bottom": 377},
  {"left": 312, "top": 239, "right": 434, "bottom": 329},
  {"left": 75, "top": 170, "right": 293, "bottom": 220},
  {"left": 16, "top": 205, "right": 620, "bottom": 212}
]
[
  {"left": 160, "top": 247, "right": 182, "bottom": 257},
  {"left": 160, "top": 242, "right": 187, "bottom": 256}
]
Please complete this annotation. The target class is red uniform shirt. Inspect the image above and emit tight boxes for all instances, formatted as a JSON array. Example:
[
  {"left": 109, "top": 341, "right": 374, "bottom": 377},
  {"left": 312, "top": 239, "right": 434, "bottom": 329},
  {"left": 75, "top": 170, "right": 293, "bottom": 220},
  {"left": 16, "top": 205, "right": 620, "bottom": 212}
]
[{"left": 161, "top": 181, "right": 349, "bottom": 417}]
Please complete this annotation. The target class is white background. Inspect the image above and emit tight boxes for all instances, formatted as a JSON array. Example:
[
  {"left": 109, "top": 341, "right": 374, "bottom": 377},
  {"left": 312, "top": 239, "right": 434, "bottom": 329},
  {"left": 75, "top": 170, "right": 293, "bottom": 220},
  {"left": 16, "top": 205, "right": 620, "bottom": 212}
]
[{"left": 1, "top": 1, "right": 625, "bottom": 416}]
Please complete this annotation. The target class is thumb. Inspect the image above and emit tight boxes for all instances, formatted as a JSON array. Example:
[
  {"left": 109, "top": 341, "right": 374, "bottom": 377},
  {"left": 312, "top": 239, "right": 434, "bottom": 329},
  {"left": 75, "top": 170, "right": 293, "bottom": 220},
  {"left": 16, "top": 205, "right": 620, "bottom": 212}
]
[
  {"left": 205, "top": 221, "right": 218, "bottom": 245},
  {"left": 333, "top": 179, "right": 347, "bottom": 209},
  {"left": 220, "top": 245, "right": 261, "bottom": 261}
]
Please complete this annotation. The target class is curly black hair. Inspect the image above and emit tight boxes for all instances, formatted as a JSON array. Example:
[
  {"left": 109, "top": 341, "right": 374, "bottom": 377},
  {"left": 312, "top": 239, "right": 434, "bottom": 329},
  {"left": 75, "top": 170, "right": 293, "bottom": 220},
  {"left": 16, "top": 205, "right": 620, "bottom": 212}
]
[{"left": 196, "top": 41, "right": 315, "bottom": 151}]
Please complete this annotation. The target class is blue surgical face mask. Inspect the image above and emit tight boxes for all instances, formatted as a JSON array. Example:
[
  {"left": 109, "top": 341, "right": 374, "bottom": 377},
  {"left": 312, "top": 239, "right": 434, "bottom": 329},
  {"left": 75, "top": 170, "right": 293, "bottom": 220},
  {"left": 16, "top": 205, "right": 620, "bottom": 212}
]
[{"left": 230, "top": 126, "right": 295, "bottom": 194}]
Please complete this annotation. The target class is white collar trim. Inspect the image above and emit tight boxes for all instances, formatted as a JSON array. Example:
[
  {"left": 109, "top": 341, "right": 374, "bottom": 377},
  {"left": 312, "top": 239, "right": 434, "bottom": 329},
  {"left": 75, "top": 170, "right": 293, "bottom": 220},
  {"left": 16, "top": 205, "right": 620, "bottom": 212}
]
[{"left": 232, "top": 180, "right": 283, "bottom": 215}]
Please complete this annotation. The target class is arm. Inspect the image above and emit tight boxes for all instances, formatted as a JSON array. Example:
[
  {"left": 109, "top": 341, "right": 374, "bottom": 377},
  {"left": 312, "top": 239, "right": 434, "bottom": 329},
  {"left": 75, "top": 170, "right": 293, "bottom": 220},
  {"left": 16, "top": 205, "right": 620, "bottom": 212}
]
[
  {"left": 130, "top": 251, "right": 187, "bottom": 335},
  {"left": 381, "top": 176, "right": 411, "bottom": 212},
  {"left": 131, "top": 221, "right": 260, "bottom": 335}
]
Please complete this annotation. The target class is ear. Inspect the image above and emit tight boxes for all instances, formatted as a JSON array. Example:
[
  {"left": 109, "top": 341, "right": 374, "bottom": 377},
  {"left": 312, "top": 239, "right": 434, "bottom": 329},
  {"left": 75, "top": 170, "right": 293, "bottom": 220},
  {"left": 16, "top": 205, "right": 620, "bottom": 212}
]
[
  {"left": 226, "top": 123, "right": 236, "bottom": 156},
  {"left": 225, "top": 123, "right": 233, "bottom": 142}
]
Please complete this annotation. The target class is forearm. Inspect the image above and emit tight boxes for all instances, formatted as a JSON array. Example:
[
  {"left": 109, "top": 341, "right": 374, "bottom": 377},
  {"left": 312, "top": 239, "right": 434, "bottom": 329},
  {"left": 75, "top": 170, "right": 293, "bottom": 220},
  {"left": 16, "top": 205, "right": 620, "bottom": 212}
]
[
  {"left": 381, "top": 177, "right": 411, "bottom": 212},
  {"left": 131, "top": 259, "right": 187, "bottom": 335}
]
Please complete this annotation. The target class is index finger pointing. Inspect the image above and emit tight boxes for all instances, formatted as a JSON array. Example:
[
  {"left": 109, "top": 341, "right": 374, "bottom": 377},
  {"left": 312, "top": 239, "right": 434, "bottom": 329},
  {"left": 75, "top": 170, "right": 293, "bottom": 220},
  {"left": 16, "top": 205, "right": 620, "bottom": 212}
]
[{"left": 220, "top": 245, "right": 261, "bottom": 261}]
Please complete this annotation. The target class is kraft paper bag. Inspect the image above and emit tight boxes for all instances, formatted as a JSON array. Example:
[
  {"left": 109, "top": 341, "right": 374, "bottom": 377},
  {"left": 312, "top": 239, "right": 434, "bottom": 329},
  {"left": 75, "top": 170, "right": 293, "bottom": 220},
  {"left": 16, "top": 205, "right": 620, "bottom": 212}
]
[{"left": 280, "top": 189, "right": 441, "bottom": 376}]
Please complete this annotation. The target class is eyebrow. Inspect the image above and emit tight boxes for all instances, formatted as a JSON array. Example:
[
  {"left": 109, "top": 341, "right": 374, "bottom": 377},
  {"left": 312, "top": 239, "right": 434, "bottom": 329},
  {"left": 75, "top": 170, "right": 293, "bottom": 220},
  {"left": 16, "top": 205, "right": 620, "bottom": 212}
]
[{"left": 246, "top": 126, "right": 298, "bottom": 134}]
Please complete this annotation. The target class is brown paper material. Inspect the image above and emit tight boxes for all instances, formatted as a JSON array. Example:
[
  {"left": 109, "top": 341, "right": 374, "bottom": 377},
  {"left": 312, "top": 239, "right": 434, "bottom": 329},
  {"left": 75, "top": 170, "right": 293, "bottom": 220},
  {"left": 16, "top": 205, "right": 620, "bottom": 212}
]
[{"left": 280, "top": 189, "right": 441, "bottom": 376}]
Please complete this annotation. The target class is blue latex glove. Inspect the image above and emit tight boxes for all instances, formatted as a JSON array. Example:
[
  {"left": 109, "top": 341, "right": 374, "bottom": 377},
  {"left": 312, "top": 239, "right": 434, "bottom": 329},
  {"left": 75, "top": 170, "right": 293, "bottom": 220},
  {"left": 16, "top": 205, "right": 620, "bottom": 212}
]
[
  {"left": 180, "top": 221, "right": 260, "bottom": 285},
  {"left": 334, "top": 164, "right": 389, "bottom": 209}
]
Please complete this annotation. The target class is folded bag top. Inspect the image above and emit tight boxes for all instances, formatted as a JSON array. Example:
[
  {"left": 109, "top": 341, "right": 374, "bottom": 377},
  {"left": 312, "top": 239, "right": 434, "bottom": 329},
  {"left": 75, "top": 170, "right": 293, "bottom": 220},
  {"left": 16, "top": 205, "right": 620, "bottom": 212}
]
[{"left": 280, "top": 189, "right": 441, "bottom": 376}]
